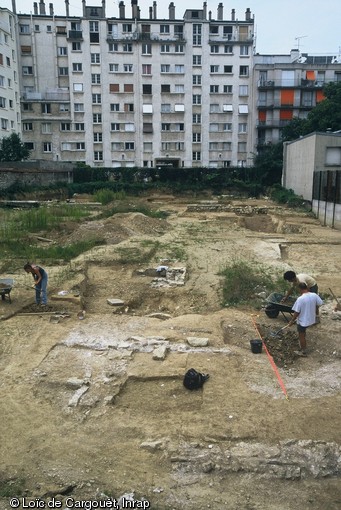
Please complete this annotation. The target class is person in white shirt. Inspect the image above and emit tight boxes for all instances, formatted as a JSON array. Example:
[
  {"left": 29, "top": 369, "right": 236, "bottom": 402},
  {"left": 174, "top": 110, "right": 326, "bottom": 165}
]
[
  {"left": 288, "top": 282, "right": 323, "bottom": 356},
  {"left": 282, "top": 270, "right": 320, "bottom": 321}
]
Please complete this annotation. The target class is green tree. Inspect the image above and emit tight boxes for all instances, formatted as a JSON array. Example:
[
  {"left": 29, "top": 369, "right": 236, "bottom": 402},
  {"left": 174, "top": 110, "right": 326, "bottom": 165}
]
[{"left": 0, "top": 133, "right": 30, "bottom": 162}]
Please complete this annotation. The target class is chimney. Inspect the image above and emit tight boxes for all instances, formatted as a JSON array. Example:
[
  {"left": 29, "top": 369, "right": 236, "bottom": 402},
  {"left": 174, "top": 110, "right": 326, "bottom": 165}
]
[
  {"left": 209, "top": 10, "right": 211, "bottom": 20},
  {"left": 119, "top": 1, "right": 125, "bottom": 18},
  {"left": 231, "top": 8, "right": 235, "bottom": 21},
  {"left": 169, "top": 2, "right": 175, "bottom": 20},
  {"left": 153, "top": 1, "right": 157, "bottom": 19},
  {"left": 203, "top": 1, "right": 207, "bottom": 20},
  {"left": 149, "top": 6, "right": 152, "bottom": 19},
  {"left": 217, "top": 2, "right": 223, "bottom": 20},
  {"left": 49, "top": 3, "right": 54, "bottom": 15},
  {"left": 102, "top": 0, "right": 105, "bottom": 17},
  {"left": 245, "top": 8, "right": 251, "bottom": 21},
  {"left": 131, "top": 0, "right": 138, "bottom": 19},
  {"left": 137, "top": 6, "right": 140, "bottom": 18},
  {"left": 65, "top": 0, "right": 69, "bottom": 16},
  {"left": 290, "top": 49, "right": 300, "bottom": 62},
  {"left": 11, "top": 0, "right": 17, "bottom": 14},
  {"left": 82, "top": 0, "right": 86, "bottom": 17},
  {"left": 39, "top": 0, "right": 46, "bottom": 14},
  {"left": 34, "top": 2, "right": 38, "bottom": 14}
]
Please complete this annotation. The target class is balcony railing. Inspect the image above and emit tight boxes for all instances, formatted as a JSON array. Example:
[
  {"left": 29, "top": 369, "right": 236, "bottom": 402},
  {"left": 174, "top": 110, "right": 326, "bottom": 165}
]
[
  {"left": 22, "top": 90, "right": 70, "bottom": 101},
  {"left": 68, "top": 30, "right": 83, "bottom": 40},
  {"left": 106, "top": 32, "right": 186, "bottom": 43}
]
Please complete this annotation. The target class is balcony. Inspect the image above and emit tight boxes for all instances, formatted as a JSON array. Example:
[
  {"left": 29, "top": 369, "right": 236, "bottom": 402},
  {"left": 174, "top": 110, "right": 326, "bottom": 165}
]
[
  {"left": 22, "top": 89, "right": 70, "bottom": 101},
  {"left": 106, "top": 32, "right": 186, "bottom": 43},
  {"left": 67, "top": 30, "right": 83, "bottom": 40}
]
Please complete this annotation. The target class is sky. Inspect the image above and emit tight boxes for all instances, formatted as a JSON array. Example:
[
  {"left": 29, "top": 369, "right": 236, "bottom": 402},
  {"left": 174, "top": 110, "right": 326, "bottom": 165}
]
[{"left": 3, "top": 0, "right": 341, "bottom": 56}]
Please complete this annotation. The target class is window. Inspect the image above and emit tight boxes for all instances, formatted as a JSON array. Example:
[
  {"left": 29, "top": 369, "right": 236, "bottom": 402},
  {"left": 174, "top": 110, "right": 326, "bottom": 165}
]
[
  {"left": 223, "top": 104, "right": 233, "bottom": 112},
  {"left": 125, "top": 123, "right": 135, "bottom": 132},
  {"left": 72, "top": 42, "right": 81, "bottom": 51},
  {"left": 88, "top": 53, "right": 99, "bottom": 65},
  {"left": 193, "top": 133, "right": 201, "bottom": 143},
  {"left": 143, "top": 84, "right": 152, "bottom": 94},
  {"left": 142, "top": 43, "right": 152, "bottom": 55},
  {"left": 175, "top": 123, "right": 184, "bottom": 131},
  {"left": 223, "top": 142, "right": 232, "bottom": 151},
  {"left": 92, "top": 94, "right": 101, "bottom": 104},
  {"left": 111, "top": 142, "right": 122, "bottom": 151},
  {"left": 193, "top": 75, "right": 202, "bottom": 85},
  {"left": 193, "top": 114, "right": 201, "bottom": 124},
  {"left": 192, "top": 151, "right": 201, "bottom": 161},
  {"left": 43, "top": 142, "right": 52, "bottom": 152},
  {"left": 224, "top": 45, "right": 233, "bottom": 54},
  {"left": 109, "top": 84, "right": 119, "bottom": 93},
  {"left": 161, "top": 65, "right": 170, "bottom": 73},
  {"left": 238, "top": 105, "right": 249, "bottom": 114},
  {"left": 238, "top": 123, "right": 247, "bottom": 133},
  {"left": 162, "top": 123, "right": 170, "bottom": 131},
  {"left": 109, "top": 63, "right": 119, "bottom": 72},
  {"left": 175, "top": 44, "right": 184, "bottom": 53},
  {"left": 209, "top": 123, "right": 219, "bottom": 132},
  {"left": 161, "top": 84, "right": 170, "bottom": 93},
  {"left": 210, "top": 85, "right": 219, "bottom": 93},
  {"left": 224, "top": 65, "right": 233, "bottom": 74},
  {"left": 74, "top": 123, "right": 85, "bottom": 131},
  {"left": 73, "top": 63, "right": 82, "bottom": 72},
  {"left": 210, "top": 104, "right": 219, "bottom": 113},
  {"left": 144, "top": 142, "right": 153, "bottom": 151},
  {"left": 93, "top": 113, "right": 102, "bottom": 123},
  {"left": 161, "top": 45, "right": 170, "bottom": 53},
  {"left": 111, "top": 123, "right": 120, "bottom": 131},
  {"left": 62, "top": 142, "right": 72, "bottom": 151},
  {"left": 59, "top": 104, "right": 69, "bottom": 112},
  {"left": 122, "top": 24, "right": 132, "bottom": 33},
  {"left": 142, "top": 64, "right": 152, "bottom": 75},
  {"left": 174, "top": 84, "right": 184, "bottom": 93},
  {"left": 123, "top": 43, "right": 133, "bottom": 52},
  {"left": 94, "top": 151, "right": 103, "bottom": 161},
  {"left": 239, "top": 85, "right": 248, "bottom": 96},
  {"left": 76, "top": 142, "right": 85, "bottom": 150},
  {"left": 175, "top": 65, "right": 184, "bottom": 73},
  {"left": 0, "top": 97, "right": 6, "bottom": 109},
  {"left": 238, "top": 142, "right": 247, "bottom": 152},
  {"left": 61, "top": 122, "right": 71, "bottom": 131},
  {"left": 209, "top": 142, "right": 219, "bottom": 150},
  {"left": 109, "top": 43, "right": 118, "bottom": 52},
  {"left": 224, "top": 26, "right": 233, "bottom": 39},
  {"left": 210, "top": 65, "right": 219, "bottom": 73},
  {"left": 123, "top": 64, "right": 133, "bottom": 72},
  {"left": 223, "top": 123, "right": 232, "bottom": 131},
  {"left": 143, "top": 123, "right": 153, "bottom": 133},
  {"left": 240, "top": 45, "right": 249, "bottom": 56},
  {"left": 25, "top": 142, "right": 34, "bottom": 150},
  {"left": 47, "top": 26, "right": 52, "bottom": 33},
  {"left": 193, "top": 55, "right": 202, "bottom": 65},
  {"left": 125, "top": 142, "right": 135, "bottom": 150},
  {"left": 23, "top": 122, "right": 33, "bottom": 131},
  {"left": 160, "top": 24, "right": 170, "bottom": 33},
  {"left": 73, "top": 83, "right": 83, "bottom": 92},
  {"left": 41, "top": 103, "right": 51, "bottom": 114},
  {"left": 211, "top": 45, "right": 219, "bottom": 53},
  {"left": 210, "top": 25, "right": 219, "bottom": 34},
  {"left": 193, "top": 94, "right": 201, "bottom": 105},
  {"left": 74, "top": 103, "right": 84, "bottom": 112},
  {"left": 326, "top": 147, "right": 341, "bottom": 165},
  {"left": 174, "top": 104, "right": 185, "bottom": 112},
  {"left": 224, "top": 85, "right": 233, "bottom": 93},
  {"left": 0, "top": 76, "right": 4, "bottom": 87},
  {"left": 193, "top": 24, "right": 202, "bottom": 46},
  {"left": 124, "top": 84, "right": 134, "bottom": 93},
  {"left": 239, "top": 65, "right": 249, "bottom": 77},
  {"left": 91, "top": 74, "right": 101, "bottom": 84},
  {"left": 110, "top": 103, "right": 120, "bottom": 111},
  {"left": 124, "top": 103, "right": 134, "bottom": 112},
  {"left": 94, "top": 132, "right": 102, "bottom": 142},
  {"left": 41, "top": 123, "right": 51, "bottom": 134},
  {"left": 58, "top": 47, "right": 67, "bottom": 56},
  {"left": 161, "top": 103, "right": 171, "bottom": 113},
  {"left": 20, "top": 24, "right": 30, "bottom": 34},
  {"left": 71, "top": 22, "right": 81, "bottom": 31},
  {"left": 22, "top": 66, "right": 33, "bottom": 75},
  {"left": 59, "top": 67, "right": 69, "bottom": 76}
]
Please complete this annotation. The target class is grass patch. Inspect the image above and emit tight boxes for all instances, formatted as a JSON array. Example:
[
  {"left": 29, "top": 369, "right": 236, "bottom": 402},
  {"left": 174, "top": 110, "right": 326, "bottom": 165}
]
[
  {"left": 93, "top": 189, "right": 127, "bottom": 205},
  {"left": 0, "top": 477, "right": 25, "bottom": 497},
  {"left": 220, "top": 259, "right": 287, "bottom": 306}
]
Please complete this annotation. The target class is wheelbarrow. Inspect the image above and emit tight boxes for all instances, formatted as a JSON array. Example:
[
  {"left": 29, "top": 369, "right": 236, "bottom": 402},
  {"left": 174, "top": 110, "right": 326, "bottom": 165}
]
[
  {"left": 0, "top": 278, "right": 14, "bottom": 304},
  {"left": 264, "top": 292, "right": 295, "bottom": 321}
]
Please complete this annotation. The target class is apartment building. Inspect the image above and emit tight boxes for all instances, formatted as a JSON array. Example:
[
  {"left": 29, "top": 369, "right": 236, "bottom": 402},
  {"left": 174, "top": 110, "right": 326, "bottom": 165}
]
[
  {"left": 253, "top": 50, "right": 341, "bottom": 149},
  {"left": 0, "top": 7, "right": 21, "bottom": 141},
  {"left": 16, "top": 0, "right": 255, "bottom": 168}
]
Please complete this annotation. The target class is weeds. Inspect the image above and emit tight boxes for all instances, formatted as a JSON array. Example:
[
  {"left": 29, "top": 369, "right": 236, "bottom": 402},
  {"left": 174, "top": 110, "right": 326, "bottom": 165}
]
[
  {"left": 94, "top": 189, "right": 126, "bottom": 205},
  {"left": 0, "top": 477, "right": 25, "bottom": 497}
]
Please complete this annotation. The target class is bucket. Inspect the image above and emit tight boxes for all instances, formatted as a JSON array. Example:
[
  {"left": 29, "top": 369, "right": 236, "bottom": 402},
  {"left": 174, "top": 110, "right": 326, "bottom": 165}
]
[{"left": 250, "top": 339, "right": 263, "bottom": 354}]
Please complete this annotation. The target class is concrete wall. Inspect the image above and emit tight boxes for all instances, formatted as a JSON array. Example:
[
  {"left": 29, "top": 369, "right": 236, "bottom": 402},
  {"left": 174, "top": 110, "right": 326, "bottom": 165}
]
[
  {"left": 0, "top": 161, "right": 73, "bottom": 189},
  {"left": 282, "top": 134, "right": 317, "bottom": 201},
  {"left": 312, "top": 200, "right": 341, "bottom": 230}
]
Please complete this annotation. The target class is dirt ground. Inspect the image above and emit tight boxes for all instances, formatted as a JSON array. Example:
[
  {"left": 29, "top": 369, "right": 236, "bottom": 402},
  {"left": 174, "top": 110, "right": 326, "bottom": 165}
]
[{"left": 1, "top": 194, "right": 341, "bottom": 510}]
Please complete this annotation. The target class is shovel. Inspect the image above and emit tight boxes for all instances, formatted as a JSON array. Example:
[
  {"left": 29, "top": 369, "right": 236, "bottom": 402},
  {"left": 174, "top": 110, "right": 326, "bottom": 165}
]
[{"left": 269, "top": 323, "right": 292, "bottom": 338}]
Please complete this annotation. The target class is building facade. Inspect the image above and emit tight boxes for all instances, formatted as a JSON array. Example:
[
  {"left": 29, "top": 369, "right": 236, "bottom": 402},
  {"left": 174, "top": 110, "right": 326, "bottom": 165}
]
[
  {"left": 0, "top": 7, "right": 21, "bottom": 141},
  {"left": 16, "top": 0, "right": 255, "bottom": 168},
  {"left": 253, "top": 50, "right": 341, "bottom": 150}
]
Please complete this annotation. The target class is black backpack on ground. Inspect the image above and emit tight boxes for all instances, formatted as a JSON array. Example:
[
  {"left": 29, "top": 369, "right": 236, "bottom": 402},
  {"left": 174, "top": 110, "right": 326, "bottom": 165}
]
[{"left": 183, "top": 368, "right": 210, "bottom": 390}]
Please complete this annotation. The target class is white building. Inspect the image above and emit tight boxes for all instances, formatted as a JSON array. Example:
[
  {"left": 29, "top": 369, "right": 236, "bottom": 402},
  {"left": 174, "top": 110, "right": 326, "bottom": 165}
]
[
  {"left": 0, "top": 7, "right": 21, "bottom": 140},
  {"left": 16, "top": 0, "right": 255, "bottom": 168}
]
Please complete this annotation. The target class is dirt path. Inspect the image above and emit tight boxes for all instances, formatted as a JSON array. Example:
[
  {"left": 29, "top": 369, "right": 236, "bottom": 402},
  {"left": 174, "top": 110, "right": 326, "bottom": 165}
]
[{"left": 0, "top": 196, "right": 341, "bottom": 510}]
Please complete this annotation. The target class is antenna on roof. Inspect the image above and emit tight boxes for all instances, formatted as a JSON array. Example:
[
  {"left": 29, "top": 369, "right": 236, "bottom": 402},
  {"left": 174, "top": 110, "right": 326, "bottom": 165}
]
[{"left": 295, "top": 35, "right": 307, "bottom": 51}]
